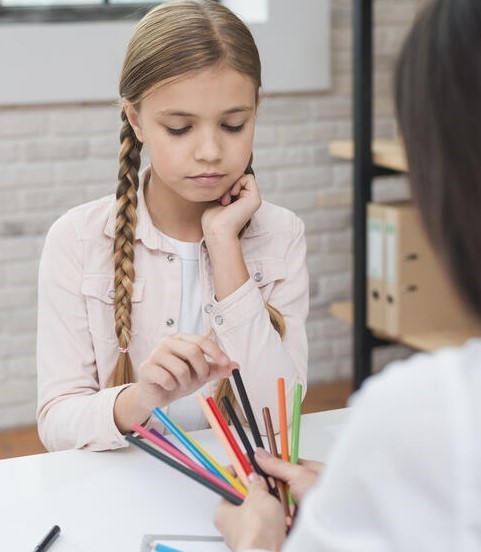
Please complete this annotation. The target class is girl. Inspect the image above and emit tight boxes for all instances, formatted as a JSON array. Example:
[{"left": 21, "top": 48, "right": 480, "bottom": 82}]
[
  {"left": 215, "top": 0, "right": 481, "bottom": 550},
  {"left": 36, "top": 0, "right": 309, "bottom": 452}
]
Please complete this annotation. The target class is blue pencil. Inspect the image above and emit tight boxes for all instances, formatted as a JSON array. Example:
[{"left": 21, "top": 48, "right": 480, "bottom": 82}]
[
  {"left": 152, "top": 543, "right": 184, "bottom": 552},
  {"left": 152, "top": 407, "right": 229, "bottom": 485}
]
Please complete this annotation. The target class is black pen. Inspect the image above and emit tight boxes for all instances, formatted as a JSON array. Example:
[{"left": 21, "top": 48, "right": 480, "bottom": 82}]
[{"left": 33, "top": 525, "right": 61, "bottom": 552}]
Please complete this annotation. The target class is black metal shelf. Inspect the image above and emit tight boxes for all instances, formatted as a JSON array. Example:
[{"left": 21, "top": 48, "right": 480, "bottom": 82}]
[{"left": 351, "top": 1, "right": 405, "bottom": 390}]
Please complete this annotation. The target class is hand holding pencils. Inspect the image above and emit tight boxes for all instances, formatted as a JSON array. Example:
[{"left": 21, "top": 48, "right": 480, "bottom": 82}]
[{"left": 127, "top": 369, "right": 303, "bottom": 518}]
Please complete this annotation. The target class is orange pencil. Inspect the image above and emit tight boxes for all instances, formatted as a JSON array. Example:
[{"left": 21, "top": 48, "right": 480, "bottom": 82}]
[
  {"left": 197, "top": 394, "right": 249, "bottom": 487},
  {"left": 277, "top": 378, "right": 289, "bottom": 462}
]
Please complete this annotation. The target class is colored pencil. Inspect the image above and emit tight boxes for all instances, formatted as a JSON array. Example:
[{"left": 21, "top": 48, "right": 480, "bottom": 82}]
[
  {"left": 197, "top": 394, "right": 249, "bottom": 487},
  {"left": 178, "top": 425, "right": 247, "bottom": 495},
  {"left": 149, "top": 428, "right": 184, "bottom": 454},
  {"left": 151, "top": 544, "right": 183, "bottom": 552},
  {"left": 206, "top": 396, "right": 253, "bottom": 477},
  {"left": 125, "top": 434, "right": 243, "bottom": 505},
  {"left": 231, "top": 368, "right": 264, "bottom": 449},
  {"left": 290, "top": 383, "right": 303, "bottom": 464},
  {"left": 277, "top": 378, "right": 289, "bottom": 462},
  {"left": 132, "top": 424, "right": 245, "bottom": 498},
  {"left": 221, "top": 396, "right": 278, "bottom": 497},
  {"left": 262, "top": 407, "right": 290, "bottom": 518},
  {"left": 152, "top": 407, "right": 228, "bottom": 484}
]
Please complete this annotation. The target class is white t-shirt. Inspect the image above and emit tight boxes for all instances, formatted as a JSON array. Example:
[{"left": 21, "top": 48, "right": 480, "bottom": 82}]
[
  {"left": 249, "top": 338, "right": 481, "bottom": 552},
  {"left": 158, "top": 232, "right": 211, "bottom": 431}
]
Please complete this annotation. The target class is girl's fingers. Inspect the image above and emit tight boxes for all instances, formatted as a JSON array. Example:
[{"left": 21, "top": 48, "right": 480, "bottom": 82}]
[
  {"left": 141, "top": 362, "right": 179, "bottom": 391},
  {"left": 146, "top": 334, "right": 233, "bottom": 388},
  {"left": 220, "top": 190, "right": 232, "bottom": 206},
  {"left": 148, "top": 350, "right": 193, "bottom": 388},
  {"left": 173, "top": 334, "right": 231, "bottom": 369}
]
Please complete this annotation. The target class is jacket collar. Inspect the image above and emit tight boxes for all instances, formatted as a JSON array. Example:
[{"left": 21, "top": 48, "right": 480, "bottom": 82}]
[{"left": 104, "top": 166, "right": 171, "bottom": 251}]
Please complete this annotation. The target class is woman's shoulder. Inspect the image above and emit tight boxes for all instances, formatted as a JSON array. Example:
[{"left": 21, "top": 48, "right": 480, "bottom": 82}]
[{"left": 348, "top": 339, "right": 481, "bottom": 440}]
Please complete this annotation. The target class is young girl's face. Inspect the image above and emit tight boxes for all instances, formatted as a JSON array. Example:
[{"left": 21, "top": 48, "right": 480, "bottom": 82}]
[{"left": 127, "top": 65, "right": 257, "bottom": 205}]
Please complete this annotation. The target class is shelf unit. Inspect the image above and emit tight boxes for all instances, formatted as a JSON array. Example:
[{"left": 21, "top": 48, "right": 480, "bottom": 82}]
[
  {"left": 330, "top": 1, "right": 479, "bottom": 390},
  {"left": 329, "top": 302, "right": 477, "bottom": 353}
]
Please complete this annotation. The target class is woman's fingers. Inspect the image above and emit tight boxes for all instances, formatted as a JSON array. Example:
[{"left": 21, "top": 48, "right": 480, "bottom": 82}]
[
  {"left": 254, "top": 448, "right": 304, "bottom": 482},
  {"left": 254, "top": 449, "right": 322, "bottom": 504},
  {"left": 298, "top": 458, "right": 324, "bottom": 475}
]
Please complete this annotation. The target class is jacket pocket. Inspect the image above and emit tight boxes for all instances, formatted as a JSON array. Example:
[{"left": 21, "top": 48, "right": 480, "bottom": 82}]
[
  {"left": 81, "top": 275, "right": 145, "bottom": 343},
  {"left": 245, "top": 258, "right": 287, "bottom": 300}
]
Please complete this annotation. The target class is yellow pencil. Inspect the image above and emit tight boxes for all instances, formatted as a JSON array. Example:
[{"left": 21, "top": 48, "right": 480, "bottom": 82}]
[{"left": 180, "top": 414, "right": 247, "bottom": 496}]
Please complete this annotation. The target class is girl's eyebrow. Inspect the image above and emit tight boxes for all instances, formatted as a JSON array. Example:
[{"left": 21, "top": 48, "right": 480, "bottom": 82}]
[{"left": 157, "top": 105, "right": 254, "bottom": 117}]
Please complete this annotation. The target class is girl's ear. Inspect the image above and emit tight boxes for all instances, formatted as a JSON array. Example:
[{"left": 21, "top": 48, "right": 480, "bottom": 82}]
[
  {"left": 123, "top": 101, "right": 144, "bottom": 143},
  {"left": 256, "top": 92, "right": 263, "bottom": 112}
]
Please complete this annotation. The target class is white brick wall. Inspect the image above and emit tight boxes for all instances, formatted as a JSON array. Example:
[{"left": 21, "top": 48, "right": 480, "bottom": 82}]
[{"left": 0, "top": 0, "right": 425, "bottom": 430}]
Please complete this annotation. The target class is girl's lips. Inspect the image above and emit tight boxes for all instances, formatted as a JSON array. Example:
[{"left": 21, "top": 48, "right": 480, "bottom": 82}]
[{"left": 188, "top": 174, "right": 225, "bottom": 185}]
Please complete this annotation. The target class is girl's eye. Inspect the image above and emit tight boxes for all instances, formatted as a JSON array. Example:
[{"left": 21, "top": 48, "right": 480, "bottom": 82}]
[
  {"left": 166, "top": 126, "right": 191, "bottom": 136},
  {"left": 222, "top": 123, "right": 245, "bottom": 133}
]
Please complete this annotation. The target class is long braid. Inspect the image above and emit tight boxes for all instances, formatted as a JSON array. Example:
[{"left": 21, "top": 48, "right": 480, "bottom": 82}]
[
  {"left": 214, "top": 152, "right": 286, "bottom": 421},
  {"left": 108, "top": 109, "right": 142, "bottom": 387}
]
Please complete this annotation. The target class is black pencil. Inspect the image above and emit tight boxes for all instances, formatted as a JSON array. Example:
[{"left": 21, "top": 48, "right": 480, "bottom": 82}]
[
  {"left": 231, "top": 368, "right": 264, "bottom": 449},
  {"left": 221, "top": 395, "right": 278, "bottom": 498},
  {"left": 125, "top": 434, "right": 243, "bottom": 505}
]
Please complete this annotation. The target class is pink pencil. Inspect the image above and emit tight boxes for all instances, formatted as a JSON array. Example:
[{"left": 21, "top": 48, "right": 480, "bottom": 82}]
[
  {"left": 197, "top": 394, "right": 249, "bottom": 487},
  {"left": 132, "top": 424, "right": 245, "bottom": 500}
]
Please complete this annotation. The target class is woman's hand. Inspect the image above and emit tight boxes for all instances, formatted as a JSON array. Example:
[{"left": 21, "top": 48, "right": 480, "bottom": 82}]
[
  {"left": 114, "top": 334, "right": 236, "bottom": 433},
  {"left": 201, "top": 174, "right": 261, "bottom": 242},
  {"left": 214, "top": 474, "right": 287, "bottom": 552},
  {"left": 254, "top": 449, "right": 323, "bottom": 504}
]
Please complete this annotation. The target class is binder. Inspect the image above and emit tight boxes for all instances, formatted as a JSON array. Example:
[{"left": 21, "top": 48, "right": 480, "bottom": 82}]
[
  {"left": 381, "top": 202, "right": 471, "bottom": 336},
  {"left": 367, "top": 203, "right": 385, "bottom": 332}
]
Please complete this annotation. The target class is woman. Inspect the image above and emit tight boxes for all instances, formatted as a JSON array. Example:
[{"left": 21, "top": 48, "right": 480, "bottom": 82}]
[{"left": 215, "top": 0, "right": 481, "bottom": 549}]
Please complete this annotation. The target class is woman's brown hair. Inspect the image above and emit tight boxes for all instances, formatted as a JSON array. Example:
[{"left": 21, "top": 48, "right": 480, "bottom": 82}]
[
  {"left": 395, "top": 0, "right": 481, "bottom": 319},
  {"left": 110, "top": 1, "right": 285, "bottom": 417}
]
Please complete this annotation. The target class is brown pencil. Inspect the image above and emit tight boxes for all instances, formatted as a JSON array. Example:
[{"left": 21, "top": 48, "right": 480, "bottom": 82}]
[{"left": 262, "top": 407, "right": 290, "bottom": 519}]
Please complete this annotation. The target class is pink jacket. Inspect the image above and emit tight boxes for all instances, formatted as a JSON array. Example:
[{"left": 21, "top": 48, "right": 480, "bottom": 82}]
[{"left": 37, "top": 173, "right": 309, "bottom": 451}]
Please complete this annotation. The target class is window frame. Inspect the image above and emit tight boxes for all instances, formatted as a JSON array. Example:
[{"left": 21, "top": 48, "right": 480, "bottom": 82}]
[{"left": 0, "top": 2, "right": 166, "bottom": 24}]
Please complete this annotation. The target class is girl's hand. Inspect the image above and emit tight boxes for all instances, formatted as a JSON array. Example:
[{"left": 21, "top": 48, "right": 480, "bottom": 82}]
[
  {"left": 114, "top": 334, "right": 236, "bottom": 434},
  {"left": 137, "top": 334, "right": 236, "bottom": 411},
  {"left": 254, "top": 449, "right": 323, "bottom": 504},
  {"left": 201, "top": 174, "right": 261, "bottom": 242},
  {"left": 214, "top": 474, "right": 287, "bottom": 552}
]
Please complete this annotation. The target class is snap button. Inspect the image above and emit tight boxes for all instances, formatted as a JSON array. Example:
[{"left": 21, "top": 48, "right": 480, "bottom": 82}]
[
  {"left": 166, "top": 254, "right": 175, "bottom": 262},
  {"left": 215, "top": 315, "right": 224, "bottom": 326},
  {"left": 253, "top": 272, "right": 263, "bottom": 282},
  {"left": 108, "top": 289, "right": 115, "bottom": 300},
  {"left": 204, "top": 303, "right": 213, "bottom": 314},
  {"left": 166, "top": 318, "right": 175, "bottom": 327}
]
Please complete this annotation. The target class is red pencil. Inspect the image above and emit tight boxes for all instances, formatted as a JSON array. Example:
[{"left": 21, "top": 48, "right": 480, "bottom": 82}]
[{"left": 206, "top": 396, "right": 253, "bottom": 477}]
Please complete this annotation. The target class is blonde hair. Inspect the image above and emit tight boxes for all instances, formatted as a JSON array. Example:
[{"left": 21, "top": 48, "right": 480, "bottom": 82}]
[{"left": 110, "top": 1, "right": 284, "bottom": 418}]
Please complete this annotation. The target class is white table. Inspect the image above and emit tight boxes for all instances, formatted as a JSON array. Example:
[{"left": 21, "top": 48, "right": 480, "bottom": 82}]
[{"left": 0, "top": 408, "right": 349, "bottom": 552}]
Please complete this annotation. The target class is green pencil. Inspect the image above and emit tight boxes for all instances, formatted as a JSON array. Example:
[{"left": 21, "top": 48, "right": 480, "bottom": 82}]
[
  {"left": 290, "top": 383, "right": 303, "bottom": 464},
  {"left": 288, "top": 382, "right": 303, "bottom": 505}
]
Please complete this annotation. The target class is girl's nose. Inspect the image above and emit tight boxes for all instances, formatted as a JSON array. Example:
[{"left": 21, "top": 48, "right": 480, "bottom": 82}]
[{"left": 194, "top": 131, "right": 222, "bottom": 163}]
